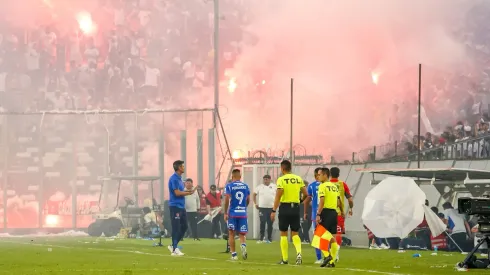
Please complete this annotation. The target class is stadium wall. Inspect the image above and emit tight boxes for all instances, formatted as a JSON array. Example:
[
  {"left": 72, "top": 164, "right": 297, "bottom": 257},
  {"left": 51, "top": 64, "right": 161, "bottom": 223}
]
[{"left": 244, "top": 159, "right": 483, "bottom": 247}]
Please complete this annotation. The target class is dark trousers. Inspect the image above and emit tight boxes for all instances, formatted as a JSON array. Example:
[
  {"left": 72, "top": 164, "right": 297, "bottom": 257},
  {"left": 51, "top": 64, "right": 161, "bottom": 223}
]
[
  {"left": 211, "top": 213, "right": 225, "bottom": 237},
  {"left": 300, "top": 216, "right": 312, "bottom": 242},
  {"left": 259, "top": 208, "right": 273, "bottom": 241},
  {"left": 169, "top": 206, "right": 188, "bottom": 249},
  {"left": 449, "top": 232, "right": 468, "bottom": 252},
  {"left": 186, "top": 212, "right": 198, "bottom": 239}
]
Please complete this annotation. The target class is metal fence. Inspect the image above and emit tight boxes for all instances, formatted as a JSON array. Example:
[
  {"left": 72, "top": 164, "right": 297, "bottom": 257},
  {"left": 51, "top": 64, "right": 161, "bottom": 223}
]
[
  {"left": 352, "top": 135, "right": 490, "bottom": 163},
  {"left": 0, "top": 108, "right": 222, "bottom": 230}
]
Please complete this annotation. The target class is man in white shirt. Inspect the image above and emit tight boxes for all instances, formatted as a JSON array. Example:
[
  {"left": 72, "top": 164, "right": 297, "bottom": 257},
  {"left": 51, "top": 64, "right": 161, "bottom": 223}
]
[
  {"left": 185, "top": 178, "right": 201, "bottom": 241},
  {"left": 442, "top": 202, "right": 471, "bottom": 252},
  {"left": 253, "top": 174, "right": 276, "bottom": 243}
]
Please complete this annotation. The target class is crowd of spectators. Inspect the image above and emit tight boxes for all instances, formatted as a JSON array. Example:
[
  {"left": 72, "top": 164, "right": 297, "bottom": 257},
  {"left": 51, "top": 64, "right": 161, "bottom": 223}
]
[
  {"left": 0, "top": 0, "right": 251, "bottom": 113},
  {"left": 2, "top": 1, "right": 490, "bottom": 177},
  {"left": 362, "top": 113, "right": 490, "bottom": 163},
  {"left": 3, "top": 0, "right": 490, "bottom": 165},
  {"left": 358, "top": 3, "right": 490, "bottom": 163},
  {"left": 399, "top": 116, "right": 490, "bottom": 160},
  {"left": 0, "top": 0, "right": 252, "bottom": 227}
]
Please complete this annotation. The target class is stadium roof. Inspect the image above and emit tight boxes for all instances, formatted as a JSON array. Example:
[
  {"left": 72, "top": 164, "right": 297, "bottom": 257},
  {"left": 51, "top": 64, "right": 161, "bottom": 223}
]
[{"left": 356, "top": 167, "right": 490, "bottom": 182}]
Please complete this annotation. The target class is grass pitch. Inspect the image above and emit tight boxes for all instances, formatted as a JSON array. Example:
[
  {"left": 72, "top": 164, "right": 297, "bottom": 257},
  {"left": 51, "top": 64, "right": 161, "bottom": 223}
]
[{"left": 0, "top": 237, "right": 486, "bottom": 275}]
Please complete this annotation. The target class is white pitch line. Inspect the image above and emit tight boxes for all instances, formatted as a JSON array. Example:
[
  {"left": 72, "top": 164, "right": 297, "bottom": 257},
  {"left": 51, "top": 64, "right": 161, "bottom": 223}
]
[
  {"left": 0, "top": 267, "right": 247, "bottom": 272},
  {"left": 87, "top": 246, "right": 218, "bottom": 261},
  {"left": 0, "top": 240, "right": 410, "bottom": 275},
  {"left": 0, "top": 240, "right": 216, "bottom": 261}
]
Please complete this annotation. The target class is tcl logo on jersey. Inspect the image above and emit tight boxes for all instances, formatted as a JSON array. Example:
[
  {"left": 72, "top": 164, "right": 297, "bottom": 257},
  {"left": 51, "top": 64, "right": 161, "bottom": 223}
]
[
  {"left": 325, "top": 185, "right": 339, "bottom": 192},
  {"left": 283, "top": 178, "right": 302, "bottom": 184}
]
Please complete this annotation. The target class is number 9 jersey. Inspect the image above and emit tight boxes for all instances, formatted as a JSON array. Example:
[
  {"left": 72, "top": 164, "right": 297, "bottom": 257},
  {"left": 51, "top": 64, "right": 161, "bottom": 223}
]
[
  {"left": 225, "top": 181, "right": 250, "bottom": 233},
  {"left": 225, "top": 181, "right": 250, "bottom": 218}
]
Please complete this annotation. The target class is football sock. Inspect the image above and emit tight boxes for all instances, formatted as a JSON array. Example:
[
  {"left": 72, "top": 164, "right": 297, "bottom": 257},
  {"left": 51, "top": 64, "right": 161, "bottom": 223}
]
[
  {"left": 330, "top": 242, "right": 340, "bottom": 263},
  {"left": 292, "top": 235, "right": 302, "bottom": 255},
  {"left": 280, "top": 236, "right": 289, "bottom": 261},
  {"left": 335, "top": 234, "right": 342, "bottom": 259},
  {"left": 322, "top": 249, "right": 331, "bottom": 258}
]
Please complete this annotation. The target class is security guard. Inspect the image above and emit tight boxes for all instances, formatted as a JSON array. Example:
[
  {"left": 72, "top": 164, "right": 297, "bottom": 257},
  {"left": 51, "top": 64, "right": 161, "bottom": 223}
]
[
  {"left": 271, "top": 160, "right": 308, "bottom": 265},
  {"left": 316, "top": 168, "right": 343, "bottom": 268}
]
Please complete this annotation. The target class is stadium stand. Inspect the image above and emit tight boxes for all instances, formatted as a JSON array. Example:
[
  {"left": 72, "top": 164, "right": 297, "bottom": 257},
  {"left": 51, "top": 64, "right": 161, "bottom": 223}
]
[
  {"left": 0, "top": 0, "right": 250, "bottom": 226},
  {"left": 353, "top": 3, "right": 490, "bottom": 163}
]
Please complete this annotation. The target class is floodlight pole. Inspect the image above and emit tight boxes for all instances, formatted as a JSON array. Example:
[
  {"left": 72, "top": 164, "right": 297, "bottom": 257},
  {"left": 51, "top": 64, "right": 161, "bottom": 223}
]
[
  {"left": 2, "top": 118, "right": 7, "bottom": 229},
  {"left": 290, "top": 78, "right": 294, "bottom": 162},
  {"left": 417, "top": 64, "right": 422, "bottom": 168},
  {"left": 213, "top": 0, "right": 220, "bottom": 128}
]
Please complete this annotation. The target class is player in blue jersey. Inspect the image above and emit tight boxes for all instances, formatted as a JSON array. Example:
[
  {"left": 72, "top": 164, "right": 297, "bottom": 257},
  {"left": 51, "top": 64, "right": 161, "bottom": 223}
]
[
  {"left": 224, "top": 169, "right": 250, "bottom": 261},
  {"left": 303, "top": 167, "right": 327, "bottom": 264}
]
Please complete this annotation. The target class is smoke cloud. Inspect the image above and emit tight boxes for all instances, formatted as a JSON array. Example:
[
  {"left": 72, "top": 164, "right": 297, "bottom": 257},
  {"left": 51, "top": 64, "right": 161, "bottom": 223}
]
[{"left": 222, "top": 0, "right": 481, "bottom": 160}]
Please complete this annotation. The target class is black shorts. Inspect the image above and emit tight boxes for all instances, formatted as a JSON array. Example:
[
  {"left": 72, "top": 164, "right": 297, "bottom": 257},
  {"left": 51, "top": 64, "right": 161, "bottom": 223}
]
[
  {"left": 319, "top": 208, "right": 338, "bottom": 234},
  {"left": 278, "top": 203, "right": 301, "bottom": 232}
]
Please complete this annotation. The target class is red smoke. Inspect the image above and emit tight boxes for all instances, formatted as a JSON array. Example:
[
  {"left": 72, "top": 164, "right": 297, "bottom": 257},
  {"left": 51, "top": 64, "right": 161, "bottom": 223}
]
[{"left": 221, "top": 0, "right": 476, "bottom": 160}]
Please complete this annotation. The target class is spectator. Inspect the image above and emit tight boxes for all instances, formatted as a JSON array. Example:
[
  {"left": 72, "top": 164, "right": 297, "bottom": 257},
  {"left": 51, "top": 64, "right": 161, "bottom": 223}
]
[
  {"left": 205, "top": 184, "right": 225, "bottom": 239},
  {"left": 184, "top": 178, "right": 200, "bottom": 241},
  {"left": 424, "top": 132, "right": 433, "bottom": 149},
  {"left": 253, "top": 174, "right": 276, "bottom": 243}
]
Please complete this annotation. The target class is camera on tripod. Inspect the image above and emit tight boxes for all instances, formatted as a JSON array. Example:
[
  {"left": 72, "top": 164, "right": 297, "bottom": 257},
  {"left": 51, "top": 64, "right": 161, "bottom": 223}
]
[
  {"left": 457, "top": 196, "right": 490, "bottom": 269},
  {"left": 458, "top": 197, "right": 490, "bottom": 234}
]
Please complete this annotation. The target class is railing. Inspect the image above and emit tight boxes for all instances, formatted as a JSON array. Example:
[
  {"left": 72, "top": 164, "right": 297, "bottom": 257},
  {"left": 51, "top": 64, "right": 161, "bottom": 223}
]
[
  {"left": 233, "top": 154, "right": 324, "bottom": 165},
  {"left": 351, "top": 134, "right": 490, "bottom": 163}
]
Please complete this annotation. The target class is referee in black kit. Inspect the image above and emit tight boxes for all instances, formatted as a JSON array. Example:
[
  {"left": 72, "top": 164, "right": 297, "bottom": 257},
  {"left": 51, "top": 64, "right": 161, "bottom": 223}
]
[{"left": 271, "top": 160, "right": 308, "bottom": 265}]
